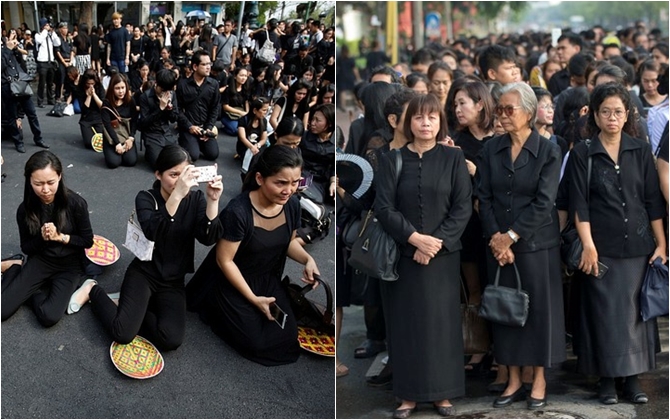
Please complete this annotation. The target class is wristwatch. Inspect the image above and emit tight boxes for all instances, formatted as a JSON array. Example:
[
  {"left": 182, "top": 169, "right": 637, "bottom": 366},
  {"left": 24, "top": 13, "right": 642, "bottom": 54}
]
[{"left": 507, "top": 230, "right": 519, "bottom": 243}]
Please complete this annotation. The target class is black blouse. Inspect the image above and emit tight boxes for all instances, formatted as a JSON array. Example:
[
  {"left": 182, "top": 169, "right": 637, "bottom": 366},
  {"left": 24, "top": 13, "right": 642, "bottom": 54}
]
[
  {"left": 375, "top": 144, "right": 472, "bottom": 257},
  {"left": 567, "top": 133, "right": 665, "bottom": 258},
  {"left": 476, "top": 130, "right": 562, "bottom": 252},
  {"left": 101, "top": 99, "right": 138, "bottom": 145},
  {"left": 135, "top": 182, "right": 223, "bottom": 283},
  {"left": 73, "top": 85, "right": 105, "bottom": 123},
  {"left": 17, "top": 190, "right": 94, "bottom": 258},
  {"left": 299, "top": 131, "right": 335, "bottom": 184}
]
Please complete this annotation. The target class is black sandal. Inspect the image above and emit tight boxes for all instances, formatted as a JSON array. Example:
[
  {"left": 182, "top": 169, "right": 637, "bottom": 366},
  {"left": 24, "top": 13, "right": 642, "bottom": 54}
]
[{"left": 354, "top": 339, "right": 386, "bottom": 359}]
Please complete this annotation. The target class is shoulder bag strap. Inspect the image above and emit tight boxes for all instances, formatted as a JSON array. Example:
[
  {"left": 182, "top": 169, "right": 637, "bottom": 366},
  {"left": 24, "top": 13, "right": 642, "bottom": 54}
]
[
  {"left": 277, "top": 97, "right": 288, "bottom": 122},
  {"left": 102, "top": 105, "right": 122, "bottom": 121},
  {"left": 585, "top": 139, "right": 592, "bottom": 203}
]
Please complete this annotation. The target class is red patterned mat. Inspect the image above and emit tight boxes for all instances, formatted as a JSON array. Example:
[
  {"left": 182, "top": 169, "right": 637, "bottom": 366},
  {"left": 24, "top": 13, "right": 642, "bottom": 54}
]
[
  {"left": 297, "top": 326, "right": 335, "bottom": 357},
  {"left": 85, "top": 234, "right": 120, "bottom": 266}
]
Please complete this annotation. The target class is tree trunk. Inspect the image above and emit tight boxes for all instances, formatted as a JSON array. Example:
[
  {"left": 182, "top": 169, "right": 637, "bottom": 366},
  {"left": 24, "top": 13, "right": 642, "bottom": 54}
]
[{"left": 80, "top": 1, "right": 93, "bottom": 29}]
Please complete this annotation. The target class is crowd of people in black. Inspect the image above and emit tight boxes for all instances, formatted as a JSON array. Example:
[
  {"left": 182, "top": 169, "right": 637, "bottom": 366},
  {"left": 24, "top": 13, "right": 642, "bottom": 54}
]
[
  {"left": 1, "top": 10, "right": 336, "bottom": 368},
  {"left": 336, "top": 20, "right": 668, "bottom": 418}
]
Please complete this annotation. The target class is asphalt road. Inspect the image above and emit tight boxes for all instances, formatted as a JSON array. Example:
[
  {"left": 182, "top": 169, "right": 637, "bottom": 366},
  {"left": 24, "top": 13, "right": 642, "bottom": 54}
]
[{"left": 1, "top": 103, "right": 335, "bottom": 419}]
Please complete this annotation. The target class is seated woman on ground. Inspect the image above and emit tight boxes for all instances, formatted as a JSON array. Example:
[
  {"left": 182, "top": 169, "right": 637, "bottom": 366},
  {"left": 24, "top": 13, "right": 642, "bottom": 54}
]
[{"left": 186, "top": 145, "right": 320, "bottom": 366}]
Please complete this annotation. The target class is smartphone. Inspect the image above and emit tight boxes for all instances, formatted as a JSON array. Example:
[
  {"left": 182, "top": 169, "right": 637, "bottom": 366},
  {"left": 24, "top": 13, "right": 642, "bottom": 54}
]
[
  {"left": 594, "top": 261, "right": 609, "bottom": 279},
  {"left": 269, "top": 302, "right": 287, "bottom": 329},
  {"left": 194, "top": 165, "right": 217, "bottom": 183},
  {"left": 298, "top": 173, "right": 313, "bottom": 191}
]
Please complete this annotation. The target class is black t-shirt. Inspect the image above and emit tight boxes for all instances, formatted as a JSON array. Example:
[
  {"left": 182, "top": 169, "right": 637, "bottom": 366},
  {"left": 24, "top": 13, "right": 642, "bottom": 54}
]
[{"left": 105, "top": 27, "right": 131, "bottom": 61}]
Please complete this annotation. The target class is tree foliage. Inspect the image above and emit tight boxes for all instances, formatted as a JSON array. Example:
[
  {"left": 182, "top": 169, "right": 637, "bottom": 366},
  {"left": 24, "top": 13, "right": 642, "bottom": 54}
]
[
  {"left": 224, "top": 1, "right": 279, "bottom": 23},
  {"left": 535, "top": 1, "right": 668, "bottom": 28},
  {"left": 475, "top": 1, "right": 528, "bottom": 19}
]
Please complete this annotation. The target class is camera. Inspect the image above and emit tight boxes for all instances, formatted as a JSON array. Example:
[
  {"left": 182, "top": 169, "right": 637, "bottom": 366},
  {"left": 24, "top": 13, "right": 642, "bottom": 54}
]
[{"left": 204, "top": 130, "right": 217, "bottom": 139}]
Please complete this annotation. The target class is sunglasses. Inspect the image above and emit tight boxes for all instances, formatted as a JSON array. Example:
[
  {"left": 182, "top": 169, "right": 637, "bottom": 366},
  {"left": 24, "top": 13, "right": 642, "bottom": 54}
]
[{"left": 495, "top": 105, "right": 522, "bottom": 117}]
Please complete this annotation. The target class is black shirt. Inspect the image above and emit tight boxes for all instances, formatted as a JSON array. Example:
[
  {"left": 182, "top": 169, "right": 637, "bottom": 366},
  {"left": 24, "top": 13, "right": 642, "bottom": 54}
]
[
  {"left": 135, "top": 184, "right": 223, "bottom": 283},
  {"left": 17, "top": 190, "right": 94, "bottom": 258},
  {"left": 299, "top": 131, "right": 336, "bottom": 184},
  {"left": 139, "top": 87, "right": 179, "bottom": 136},
  {"left": 176, "top": 75, "right": 220, "bottom": 132},
  {"left": 547, "top": 68, "right": 569, "bottom": 97},
  {"left": 567, "top": 133, "right": 665, "bottom": 258},
  {"left": 105, "top": 27, "right": 130, "bottom": 61},
  {"left": 73, "top": 85, "right": 105, "bottom": 123}
]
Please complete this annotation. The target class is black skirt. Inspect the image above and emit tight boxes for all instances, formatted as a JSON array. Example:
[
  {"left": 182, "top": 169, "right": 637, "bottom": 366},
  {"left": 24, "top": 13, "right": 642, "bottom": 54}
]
[
  {"left": 575, "top": 255, "right": 656, "bottom": 377},
  {"left": 488, "top": 245, "right": 566, "bottom": 367}
]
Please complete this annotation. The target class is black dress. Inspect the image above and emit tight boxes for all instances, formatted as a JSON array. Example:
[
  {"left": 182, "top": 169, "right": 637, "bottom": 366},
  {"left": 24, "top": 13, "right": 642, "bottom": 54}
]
[
  {"left": 375, "top": 144, "right": 472, "bottom": 402},
  {"left": 186, "top": 193, "right": 302, "bottom": 366}
]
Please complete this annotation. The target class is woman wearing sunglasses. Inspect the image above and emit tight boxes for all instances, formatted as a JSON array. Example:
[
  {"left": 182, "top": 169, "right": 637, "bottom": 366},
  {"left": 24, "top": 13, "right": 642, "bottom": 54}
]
[
  {"left": 566, "top": 83, "right": 666, "bottom": 405},
  {"left": 476, "top": 82, "right": 566, "bottom": 410}
]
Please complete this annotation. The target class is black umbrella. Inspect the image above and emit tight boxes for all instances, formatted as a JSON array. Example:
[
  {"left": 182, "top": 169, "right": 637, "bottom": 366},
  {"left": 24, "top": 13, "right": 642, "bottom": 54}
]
[{"left": 335, "top": 154, "right": 374, "bottom": 199}]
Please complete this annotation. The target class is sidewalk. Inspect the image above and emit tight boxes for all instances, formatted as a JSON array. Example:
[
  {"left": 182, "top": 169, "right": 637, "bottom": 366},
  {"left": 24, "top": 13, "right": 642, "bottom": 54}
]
[{"left": 336, "top": 306, "right": 669, "bottom": 419}]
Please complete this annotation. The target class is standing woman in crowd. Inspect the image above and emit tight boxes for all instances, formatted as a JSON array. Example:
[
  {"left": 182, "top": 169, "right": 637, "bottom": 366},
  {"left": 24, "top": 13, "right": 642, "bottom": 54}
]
[
  {"left": 638, "top": 60, "right": 668, "bottom": 110},
  {"left": 72, "top": 23, "right": 91, "bottom": 77},
  {"left": 2, "top": 151, "right": 94, "bottom": 326},
  {"left": 375, "top": 94, "right": 472, "bottom": 418},
  {"left": 450, "top": 80, "right": 496, "bottom": 373},
  {"left": 74, "top": 69, "right": 105, "bottom": 150},
  {"left": 476, "top": 82, "right": 565, "bottom": 410},
  {"left": 427, "top": 61, "right": 453, "bottom": 110},
  {"left": 270, "top": 78, "right": 312, "bottom": 134},
  {"left": 220, "top": 66, "right": 251, "bottom": 136},
  {"left": 77, "top": 145, "right": 223, "bottom": 350},
  {"left": 186, "top": 145, "right": 319, "bottom": 366},
  {"left": 101, "top": 73, "right": 138, "bottom": 168},
  {"left": 90, "top": 25, "right": 103, "bottom": 78},
  {"left": 567, "top": 83, "right": 666, "bottom": 405}
]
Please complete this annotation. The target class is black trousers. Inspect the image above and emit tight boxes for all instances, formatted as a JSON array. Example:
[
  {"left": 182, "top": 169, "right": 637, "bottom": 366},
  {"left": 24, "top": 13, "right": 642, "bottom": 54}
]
[
  {"left": 102, "top": 139, "right": 138, "bottom": 168},
  {"left": 36, "top": 61, "right": 56, "bottom": 105},
  {"left": 178, "top": 131, "right": 219, "bottom": 162},
  {"left": 143, "top": 130, "right": 177, "bottom": 169},
  {"left": 90, "top": 259, "right": 186, "bottom": 351},
  {"left": 2, "top": 84, "right": 43, "bottom": 146},
  {"left": 1, "top": 254, "right": 83, "bottom": 327}
]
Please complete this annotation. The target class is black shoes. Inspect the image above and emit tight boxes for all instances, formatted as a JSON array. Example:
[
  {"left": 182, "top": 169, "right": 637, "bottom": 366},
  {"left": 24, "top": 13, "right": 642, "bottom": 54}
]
[
  {"left": 15, "top": 143, "right": 25, "bottom": 153},
  {"left": 527, "top": 396, "right": 547, "bottom": 410},
  {"left": 493, "top": 386, "right": 527, "bottom": 408},
  {"left": 366, "top": 364, "right": 392, "bottom": 388},
  {"left": 35, "top": 140, "right": 49, "bottom": 149},
  {"left": 434, "top": 404, "right": 455, "bottom": 417},
  {"left": 392, "top": 405, "right": 417, "bottom": 419}
]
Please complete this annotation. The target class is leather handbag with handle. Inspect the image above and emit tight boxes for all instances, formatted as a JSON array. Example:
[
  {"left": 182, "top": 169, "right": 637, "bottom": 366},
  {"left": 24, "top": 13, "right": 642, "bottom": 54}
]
[
  {"left": 282, "top": 274, "right": 334, "bottom": 336},
  {"left": 479, "top": 262, "right": 530, "bottom": 327}
]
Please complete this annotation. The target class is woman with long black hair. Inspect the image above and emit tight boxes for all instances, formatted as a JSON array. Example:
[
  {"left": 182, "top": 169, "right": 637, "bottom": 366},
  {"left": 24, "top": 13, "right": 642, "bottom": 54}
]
[
  {"left": 269, "top": 78, "right": 312, "bottom": 133},
  {"left": 220, "top": 66, "right": 250, "bottom": 136},
  {"left": 2, "top": 151, "right": 94, "bottom": 326}
]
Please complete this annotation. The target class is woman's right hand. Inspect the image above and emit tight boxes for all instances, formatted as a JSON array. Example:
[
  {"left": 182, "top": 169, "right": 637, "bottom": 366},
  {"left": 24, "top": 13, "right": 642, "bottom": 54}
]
[
  {"left": 172, "top": 165, "right": 199, "bottom": 199},
  {"left": 254, "top": 295, "right": 277, "bottom": 321},
  {"left": 579, "top": 245, "right": 599, "bottom": 277},
  {"left": 115, "top": 143, "right": 125, "bottom": 155}
]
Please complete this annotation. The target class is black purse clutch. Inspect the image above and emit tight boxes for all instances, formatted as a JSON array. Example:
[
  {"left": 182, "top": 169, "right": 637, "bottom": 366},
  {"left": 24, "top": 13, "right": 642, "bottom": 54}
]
[{"left": 479, "top": 262, "right": 530, "bottom": 327}]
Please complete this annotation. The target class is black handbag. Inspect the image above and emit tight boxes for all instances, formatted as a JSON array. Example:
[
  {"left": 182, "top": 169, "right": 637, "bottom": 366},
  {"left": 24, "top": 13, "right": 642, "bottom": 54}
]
[
  {"left": 479, "top": 263, "right": 530, "bottom": 327},
  {"left": 348, "top": 150, "right": 402, "bottom": 282},
  {"left": 48, "top": 101, "right": 67, "bottom": 117},
  {"left": 560, "top": 140, "right": 592, "bottom": 272},
  {"left": 640, "top": 257, "right": 669, "bottom": 322},
  {"left": 282, "top": 274, "right": 334, "bottom": 336}
]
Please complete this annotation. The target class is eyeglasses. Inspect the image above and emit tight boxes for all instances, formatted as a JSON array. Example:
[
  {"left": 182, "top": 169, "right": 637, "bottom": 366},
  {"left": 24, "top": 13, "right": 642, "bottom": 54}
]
[
  {"left": 539, "top": 104, "right": 555, "bottom": 111},
  {"left": 495, "top": 105, "right": 522, "bottom": 117},
  {"left": 598, "top": 109, "right": 627, "bottom": 119}
]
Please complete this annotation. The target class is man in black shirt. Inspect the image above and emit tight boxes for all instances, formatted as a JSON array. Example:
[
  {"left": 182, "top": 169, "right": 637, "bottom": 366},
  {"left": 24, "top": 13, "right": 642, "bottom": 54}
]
[
  {"left": 139, "top": 69, "right": 180, "bottom": 168},
  {"left": 548, "top": 33, "right": 582, "bottom": 96},
  {"left": 176, "top": 51, "right": 220, "bottom": 161},
  {"left": 105, "top": 12, "right": 131, "bottom": 73},
  {"left": 55, "top": 22, "right": 73, "bottom": 101}
]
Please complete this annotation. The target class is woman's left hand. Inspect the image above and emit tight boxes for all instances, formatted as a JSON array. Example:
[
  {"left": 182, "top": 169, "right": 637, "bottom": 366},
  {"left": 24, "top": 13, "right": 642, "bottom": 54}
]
[
  {"left": 329, "top": 180, "right": 336, "bottom": 197},
  {"left": 125, "top": 137, "right": 134, "bottom": 151},
  {"left": 413, "top": 249, "right": 432, "bottom": 265},
  {"left": 301, "top": 257, "right": 320, "bottom": 288},
  {"left": 649, "top": 246, "right": 668, "bottom": 265},
  {"left": 465, "top": 159, "right": 477, "bottom": 177},
  {"left": 206, "top": 174, "right": 223, "bottom": 201}
]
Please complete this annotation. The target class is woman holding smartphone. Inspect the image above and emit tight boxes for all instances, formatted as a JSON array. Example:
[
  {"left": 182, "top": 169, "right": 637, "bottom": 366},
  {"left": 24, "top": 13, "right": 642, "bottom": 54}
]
[
  {"left": 75, "top": 145, "right": 223, "bottom": 350},
  {"left": 186, "top": 145, "right": 320, "bottom": 366}
]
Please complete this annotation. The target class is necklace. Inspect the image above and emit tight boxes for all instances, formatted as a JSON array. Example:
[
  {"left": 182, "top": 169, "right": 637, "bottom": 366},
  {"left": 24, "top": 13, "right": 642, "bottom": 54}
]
[{"left": 251, "top": 202, "right": 284, "bottom": 219}]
